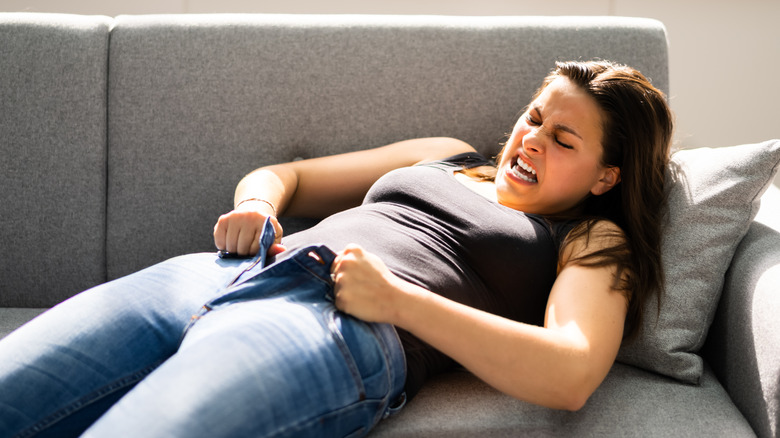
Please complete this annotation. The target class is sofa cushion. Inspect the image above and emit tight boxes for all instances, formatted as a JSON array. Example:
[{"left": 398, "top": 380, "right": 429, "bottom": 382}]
[
  {"left": 0, "top": 305, "right": 755, "bottom": 437},
  {"left": 618, "top": 140, "right": 780, "bottom": 384},
  {"left": 0, "top": 13, "right": 112, "bottom": 307},
  {"left": 372, "top": 364, "right": 754, "bottom": 437},
  {"left": 0, "top": 308, "right": 47, "bottom": 339}
]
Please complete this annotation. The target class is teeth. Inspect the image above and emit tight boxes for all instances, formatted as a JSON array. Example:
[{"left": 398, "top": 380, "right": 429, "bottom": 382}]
[
  {"left": 517, "top": 159, "right": 536, "bottom": 175},
  {"left": 509, "top": 158, "right": 538, "bottom": 183},
  {"left": 510, "top": 164, "right": 537, "bottom": 183}
]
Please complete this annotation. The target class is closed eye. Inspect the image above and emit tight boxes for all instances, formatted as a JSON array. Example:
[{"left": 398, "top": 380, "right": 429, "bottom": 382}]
[
  {"left": 525, "top": 114, "right": 573, "bottom": 149},
  {"left": 556, "top": 138, "right": 574, "bottom": 149}
]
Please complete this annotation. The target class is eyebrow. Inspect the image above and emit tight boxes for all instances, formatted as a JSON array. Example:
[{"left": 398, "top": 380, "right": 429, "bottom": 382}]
[{"left": 531, "top": 106, "right": 583, "bottom": 140}]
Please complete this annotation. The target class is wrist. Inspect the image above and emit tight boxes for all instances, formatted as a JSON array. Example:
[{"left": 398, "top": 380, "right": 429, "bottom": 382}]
[
  {"left": 235, "top": 198, "right": 277, "bottom": 216},
  {"left": 386, "top": 276, "right": 429, "bottom": 327}
]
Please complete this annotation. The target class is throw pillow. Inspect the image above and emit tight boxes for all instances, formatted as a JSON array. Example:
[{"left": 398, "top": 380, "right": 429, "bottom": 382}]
[{"left": 617, "top": 139, "right": 780, "bottom": 384}]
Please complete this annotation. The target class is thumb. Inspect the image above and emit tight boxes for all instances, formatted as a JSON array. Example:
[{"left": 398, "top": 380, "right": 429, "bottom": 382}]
[{"left": 268, "top": 243, "right": 287, "bottom": 257}]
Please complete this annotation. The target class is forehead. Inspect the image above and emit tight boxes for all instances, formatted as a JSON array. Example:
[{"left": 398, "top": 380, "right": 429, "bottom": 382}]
[
  {"left": 531, "top": 77, "right": 604, "bottom": 141},
  {"left": 534, "top": 77, "right": 598, "bottom": 114}
]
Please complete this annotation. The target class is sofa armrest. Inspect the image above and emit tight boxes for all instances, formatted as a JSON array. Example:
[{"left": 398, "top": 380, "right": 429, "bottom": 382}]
[{"left": 703, "top": 185, "right": 780, "bottom": 438}]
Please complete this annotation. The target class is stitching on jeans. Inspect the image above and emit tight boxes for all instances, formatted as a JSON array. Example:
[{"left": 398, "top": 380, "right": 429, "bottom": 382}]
[
  {"left": 292, "top": 256, "right": 332, "bottom": 286},
  {"left": 326, "top": 308, "right": 367, "bottom": 401}
]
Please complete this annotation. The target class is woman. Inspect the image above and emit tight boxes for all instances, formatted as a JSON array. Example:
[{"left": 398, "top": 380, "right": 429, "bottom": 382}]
[{"left": 0, "top": 60, "right": 672, "bottom": 437}]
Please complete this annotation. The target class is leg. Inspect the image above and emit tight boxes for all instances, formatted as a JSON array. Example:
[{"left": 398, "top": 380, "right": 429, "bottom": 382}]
[
  {"left": 83, "top": 247, "right": 406, "bottom": 438},
  {"left": 0, "top": 253, "right": 249, "bottom": 438}
]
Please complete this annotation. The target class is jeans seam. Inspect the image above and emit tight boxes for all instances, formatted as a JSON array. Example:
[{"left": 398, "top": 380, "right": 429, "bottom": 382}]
[
  {"left": 366, "top": 324, "right": 406, "bottom": 424},
  {"left": 326, "top": 308, "right": 367, "bottom": 402},
  {"left": 291, "top": 256, "right": 333, "bottom": 287},
  {"left": 14, "top": 362, "right": 161, "bottom": 438}
]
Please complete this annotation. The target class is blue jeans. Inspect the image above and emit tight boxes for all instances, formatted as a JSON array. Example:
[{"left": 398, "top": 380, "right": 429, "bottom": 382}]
[{"left": 0, "top": 244, "right": 406, "bottom": 437}]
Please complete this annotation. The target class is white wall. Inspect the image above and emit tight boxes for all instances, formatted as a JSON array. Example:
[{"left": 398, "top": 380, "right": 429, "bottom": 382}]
[{"left": 4, "top": 0, "right": 779, "bottom": 185}]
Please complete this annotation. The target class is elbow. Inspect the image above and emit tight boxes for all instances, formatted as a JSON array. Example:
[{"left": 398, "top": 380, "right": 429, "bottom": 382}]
[
  {"left": 543, "top": 344, "right": 613, "bottom": 411},
  {"left": 542, "top": 369, "right": 600, "bottom": 412},
  {"left": 559, "top": 390, "right": 590, "bottom": 412},
  {"left": 559, "top": 365, "right": 603, "bottom": 411},
  {"left": 503, "top": 374, "right": 596, "bottom": 411},
  {"left": 506, "top": 382, "right": 592, "bottom": 412},
  {"left": 546, "top": 386, "right": 593, "bottom": 412}
]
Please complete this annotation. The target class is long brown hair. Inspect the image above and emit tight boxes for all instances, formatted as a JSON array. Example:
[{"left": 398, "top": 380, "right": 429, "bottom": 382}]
[{"left": 468, "top": 60, "right": 673, "bottom": 339}]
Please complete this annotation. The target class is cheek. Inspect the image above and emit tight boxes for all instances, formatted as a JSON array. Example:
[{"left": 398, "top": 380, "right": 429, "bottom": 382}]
[
  {"left": 553, "top": 159, "right": 601, "bottom": 188},
  {"left": 499, "top": 128, "right": 529, "bottom": 166}
]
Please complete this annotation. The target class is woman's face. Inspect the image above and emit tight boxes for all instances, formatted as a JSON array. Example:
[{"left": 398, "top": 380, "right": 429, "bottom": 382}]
[{"left": 495, "top": 77, "right": 619, "bottom": 215}]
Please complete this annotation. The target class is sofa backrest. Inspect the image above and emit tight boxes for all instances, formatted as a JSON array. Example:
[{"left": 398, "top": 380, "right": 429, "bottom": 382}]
[
  {"left": 0, "top": 14, "right": 670, "bottom": 305},
  {"left": 0, "top": 14, "right": 112, "bottom": 307},
  {"left": 105, "top": 14, "right": 670, "bottom": 280}
]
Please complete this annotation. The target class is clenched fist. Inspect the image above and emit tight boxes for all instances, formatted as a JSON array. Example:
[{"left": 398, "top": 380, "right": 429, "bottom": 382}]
[{"left": 330, "top": 244, "right": 408, "bottom": 324}]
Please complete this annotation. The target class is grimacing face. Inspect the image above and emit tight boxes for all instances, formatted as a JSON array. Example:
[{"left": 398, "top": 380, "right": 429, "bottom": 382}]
[{"left": 495, "top": 77, "right": 620, "bottom": 215}]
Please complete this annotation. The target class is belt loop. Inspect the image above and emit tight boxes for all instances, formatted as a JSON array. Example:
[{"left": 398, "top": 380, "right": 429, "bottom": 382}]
[{"left": 294, "top": 245, "right": 337, "bottom": 285}]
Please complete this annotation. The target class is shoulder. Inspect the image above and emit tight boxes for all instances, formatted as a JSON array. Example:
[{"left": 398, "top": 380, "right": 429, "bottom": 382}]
[{"left": 558, "top": 219, "right": 628, "bottom": 270}]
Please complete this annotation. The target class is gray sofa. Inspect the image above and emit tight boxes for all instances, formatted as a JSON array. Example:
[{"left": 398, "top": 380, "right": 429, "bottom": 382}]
[{"left": 1, "top": 13, "right": 778, "bottom": 437}]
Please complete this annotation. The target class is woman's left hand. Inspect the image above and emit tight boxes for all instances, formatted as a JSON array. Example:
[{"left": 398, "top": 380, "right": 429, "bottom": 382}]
[{"left": 330, "top": 244, "right": 405, "bottom": 324}]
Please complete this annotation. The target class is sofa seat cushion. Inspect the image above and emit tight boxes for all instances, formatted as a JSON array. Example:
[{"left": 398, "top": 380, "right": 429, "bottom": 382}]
[
  {"left": 373, "top": 364, "right": 755, "bottom": 437},
  {"left": 0, "top": 310, "right": 754, "bottom": 436},
  {"left": 0, "top": 307, "right": 46, "bottom": 339}
]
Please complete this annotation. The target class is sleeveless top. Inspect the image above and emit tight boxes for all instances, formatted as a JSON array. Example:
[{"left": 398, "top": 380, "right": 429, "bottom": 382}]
[{"left": 282, "top": 153, "right": 578, "bottom": 399}]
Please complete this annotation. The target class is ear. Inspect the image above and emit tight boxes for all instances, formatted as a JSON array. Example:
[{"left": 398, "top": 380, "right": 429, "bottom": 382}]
[{"left": 590, "top": 166, "right": 621, "bottom": 196}]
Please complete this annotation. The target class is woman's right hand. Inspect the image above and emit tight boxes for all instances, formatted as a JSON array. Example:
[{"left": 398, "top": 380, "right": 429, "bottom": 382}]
[{"left": 213, "top": 200, "right": 286, "bottom": 257}]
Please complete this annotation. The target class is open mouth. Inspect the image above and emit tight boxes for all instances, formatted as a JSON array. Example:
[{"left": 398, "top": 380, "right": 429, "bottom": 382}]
[{"left": 508, "top": 156, "right": 538, "bottom": 183}]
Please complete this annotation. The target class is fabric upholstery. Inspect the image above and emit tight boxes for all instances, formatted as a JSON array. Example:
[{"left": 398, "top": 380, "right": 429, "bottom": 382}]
[
  {"left": 0, "top": 308, "right": 46, "bottom": 339},
  {"left": 0, "top": 13, "right": 112, "bottom": 307},
  {"left": 5, "top": 12, "right": 779, "bottom": 437},
  {"left": 105, "top": 14, "right": 669, "bottom": 279},
  {"left": 618, "top": 140, "right": 780, "bottom": 384},
  {"left": 372, "top": 364, "right": 754, "bottom": 437},
  {"left": 703, "top": 213, "right": 780, "bottom": 438}
]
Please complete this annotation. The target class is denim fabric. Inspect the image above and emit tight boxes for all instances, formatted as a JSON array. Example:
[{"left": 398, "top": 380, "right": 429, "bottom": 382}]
[{"left": 0, "top": 245, "right": 406, "bottom": 438}]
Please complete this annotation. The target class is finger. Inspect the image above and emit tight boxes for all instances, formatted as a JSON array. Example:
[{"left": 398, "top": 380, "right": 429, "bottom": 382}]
[
  {"left": 335, "top": 244, "right": 363, "bottom": 271},
  {"left": 342, "top": 243, "right": 364, "bottom": 256},
  {"left": 224, "top": 218, "right": 242, "bottom": 254},
  {"left": 249, "top": 235, "right": 261, "bottom": 256},
  {"left": 237, "top": 225, "right": 260, "bottom": 256},
  {"left": 268, "top": 243, "right": 287, "bottom": 257},
  {"left": 270, "top": 216, "right": 285, "bottom": 244},
  {"left": 330, "top": 253, "right": 341, "bottom": 279},
  {"left": 213, "top": 215, "right": 228, "bottom": 250}
]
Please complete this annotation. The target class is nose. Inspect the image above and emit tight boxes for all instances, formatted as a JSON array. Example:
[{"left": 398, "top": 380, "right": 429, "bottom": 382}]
[{"left": 522, "top": 126, "right": 546, "bottom": 155}]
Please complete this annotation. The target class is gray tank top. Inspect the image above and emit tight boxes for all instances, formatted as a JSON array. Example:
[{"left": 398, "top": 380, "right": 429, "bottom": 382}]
[{"left": 283, "top": 153, "right": 577, "bottom": 399}]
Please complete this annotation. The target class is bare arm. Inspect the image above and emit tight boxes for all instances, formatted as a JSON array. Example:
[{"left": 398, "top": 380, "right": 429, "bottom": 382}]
[
  {"left": 331, "top": 221, "right": 628, "bottom": 411},
  {"left": 214, "top": 137, "right": 476, "bottom": 255}
]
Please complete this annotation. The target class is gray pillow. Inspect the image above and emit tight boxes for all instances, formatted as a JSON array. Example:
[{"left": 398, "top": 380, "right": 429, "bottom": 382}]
[{"left": 617, "top": 139, "right": 780, "bottom": 383}]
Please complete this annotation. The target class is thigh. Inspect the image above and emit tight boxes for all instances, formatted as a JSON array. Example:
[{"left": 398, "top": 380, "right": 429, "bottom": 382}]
[
  {"left": 83, "top": 290, "right": 397, "bottom": 438},
  {"left": 0, "top": 252, "right": 246, "bottom": 438}
]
